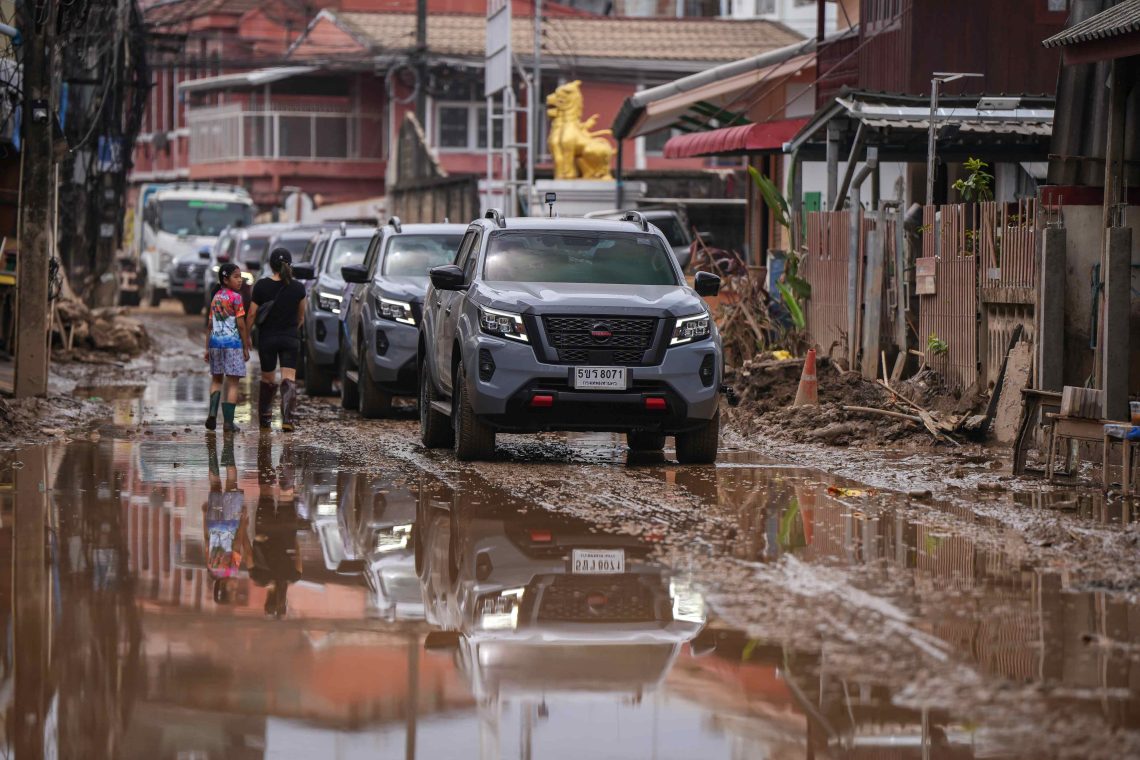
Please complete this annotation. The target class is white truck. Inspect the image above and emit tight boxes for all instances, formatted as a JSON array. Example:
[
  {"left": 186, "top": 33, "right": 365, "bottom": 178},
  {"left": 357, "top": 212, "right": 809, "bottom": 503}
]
[{"left": 120, "top": 183, "right": 254, "bottom": 311}]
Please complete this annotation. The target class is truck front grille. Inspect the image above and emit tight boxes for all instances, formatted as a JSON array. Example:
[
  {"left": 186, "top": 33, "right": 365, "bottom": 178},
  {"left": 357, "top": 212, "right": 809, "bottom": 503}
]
[
  {"left": 542, "top": 316, "right": 657, "bottom": 366},
  {"left": 531, "top": 574, "right": 663, "bottom": 624}
]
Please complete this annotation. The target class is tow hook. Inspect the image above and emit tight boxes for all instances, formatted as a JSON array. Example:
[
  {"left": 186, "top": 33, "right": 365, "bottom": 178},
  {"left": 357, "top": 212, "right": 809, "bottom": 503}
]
[{"left": 719, "top": 384, "right": 739, "bottom": 407}]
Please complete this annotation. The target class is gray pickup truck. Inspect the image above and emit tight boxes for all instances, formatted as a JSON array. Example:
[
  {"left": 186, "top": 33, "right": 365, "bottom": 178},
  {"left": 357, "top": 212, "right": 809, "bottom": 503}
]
[{"left": 418, "top": 211, "right": 723, "bottom": 463}]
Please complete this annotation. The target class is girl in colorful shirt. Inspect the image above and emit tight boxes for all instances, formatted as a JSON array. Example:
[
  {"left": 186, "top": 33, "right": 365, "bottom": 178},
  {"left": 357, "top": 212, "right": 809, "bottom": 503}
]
[{"left": 205, "top": 263, "right": 252, "bottom": 432}]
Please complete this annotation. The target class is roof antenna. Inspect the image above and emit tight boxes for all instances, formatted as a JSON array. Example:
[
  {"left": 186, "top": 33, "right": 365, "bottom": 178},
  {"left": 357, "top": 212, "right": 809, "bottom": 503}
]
[{"left": 545, "top": 192, "right": 557, "bottom": 218}]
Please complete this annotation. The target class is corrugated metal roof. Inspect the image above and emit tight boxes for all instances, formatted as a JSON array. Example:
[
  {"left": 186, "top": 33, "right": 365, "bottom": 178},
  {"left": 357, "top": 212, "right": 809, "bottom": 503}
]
[{"left": 1042, "top": 0, "right": 1140, "bottom": 47}]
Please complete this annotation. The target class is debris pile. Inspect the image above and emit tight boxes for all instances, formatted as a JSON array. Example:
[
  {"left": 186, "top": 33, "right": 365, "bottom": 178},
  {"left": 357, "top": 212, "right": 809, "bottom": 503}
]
[
  {"left": 53, "top": 298, "right": 149, "bottom": 360},
  {"left": 0, "top": 393, "right": 110, "bottom": 447},
  {"left": 727, "top": 352, "right": 986, "bottom": 448}
]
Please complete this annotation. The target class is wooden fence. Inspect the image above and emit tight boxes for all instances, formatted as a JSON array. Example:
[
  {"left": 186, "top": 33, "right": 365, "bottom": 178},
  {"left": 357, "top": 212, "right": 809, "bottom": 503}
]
[
  {"left": 802, "top": 211, "right": 850, "bottom": 362},
  {"left": 800, "top": 200, "right": 1039, "bottom": 394}
]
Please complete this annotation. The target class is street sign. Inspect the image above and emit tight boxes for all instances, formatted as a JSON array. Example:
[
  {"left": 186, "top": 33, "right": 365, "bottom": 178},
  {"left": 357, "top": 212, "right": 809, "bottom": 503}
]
[{"left": 485, "top": 0, "right": 511, "bottom": 96}]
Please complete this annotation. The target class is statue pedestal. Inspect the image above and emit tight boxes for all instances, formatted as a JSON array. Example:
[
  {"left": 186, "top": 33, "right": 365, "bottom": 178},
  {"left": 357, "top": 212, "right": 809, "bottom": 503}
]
[{"left": 529, "top": 180, "right": 647, "bottom": 217}]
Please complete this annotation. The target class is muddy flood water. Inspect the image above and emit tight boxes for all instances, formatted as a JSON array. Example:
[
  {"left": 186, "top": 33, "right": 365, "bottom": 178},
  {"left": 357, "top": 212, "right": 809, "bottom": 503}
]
[{"left": 1, "top": 362, "right": 1137, "bottom": 759}]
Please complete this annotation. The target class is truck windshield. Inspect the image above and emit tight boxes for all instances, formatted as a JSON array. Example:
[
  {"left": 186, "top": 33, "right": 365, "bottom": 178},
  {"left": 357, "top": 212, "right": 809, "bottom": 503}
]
[
  {"left": 271, "top": 236, "right": 316, "bottom": 261},
  {"left": 158, "top": 200, "right": 252, "bottom": 236},
  {"left": 239, "top": 238, "right": 269, "bottom": 265},
  {"left": 649, "top": 216, "right": 689, "bottom": 247},
  {"left": 324, "top": 237, "right": 370, "bottom": 274},
  {"left": 483, "top": 231, "right": 677, "bottom": 286},
  {"left": 382, "top": 235, "right": 463, "bottom": 277}
]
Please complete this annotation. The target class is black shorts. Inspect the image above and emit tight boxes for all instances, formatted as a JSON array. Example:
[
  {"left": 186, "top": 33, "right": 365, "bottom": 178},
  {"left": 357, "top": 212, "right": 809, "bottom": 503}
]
[{"left": 258, "top": 333, "right": 300, "bottom": 372}]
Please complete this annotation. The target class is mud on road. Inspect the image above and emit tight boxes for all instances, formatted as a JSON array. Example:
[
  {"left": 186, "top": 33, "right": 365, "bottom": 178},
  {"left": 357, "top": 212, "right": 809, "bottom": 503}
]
[{"left": 0, "top": 307, "right": 1136, "bottom": 759}]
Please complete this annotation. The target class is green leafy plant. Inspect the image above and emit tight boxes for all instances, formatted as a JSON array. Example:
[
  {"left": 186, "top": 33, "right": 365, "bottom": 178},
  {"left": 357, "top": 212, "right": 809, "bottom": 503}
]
[
  {"left": 952, "top": 157, "right": 994, "bottom": 202},
  {"left": 747, "top": 166, "right": 811, "bottom": 329},
  {"left": 927, "top": 331, "right": 949, "bottom": 356},
  {"left": 748, "top": 165, "right": 789, "bottom": 230}
]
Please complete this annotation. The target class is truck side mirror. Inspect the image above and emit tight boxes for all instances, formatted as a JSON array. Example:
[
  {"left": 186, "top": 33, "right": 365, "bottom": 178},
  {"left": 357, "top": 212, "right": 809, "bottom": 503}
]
[
  {"left": 429, "top": 264, "right": 467, "bottom": 291},
  {"left": 341, "top": 265, "right": 369, "bottom": 284},
  {"left": 694, "top": 271, "right": 721, "bottom": 297},
  {"left": 423, "top": 630, "right": 461, "bottom": 653},
  {"left": 292, "top": 263, "right": 316, "bottom": 280}
]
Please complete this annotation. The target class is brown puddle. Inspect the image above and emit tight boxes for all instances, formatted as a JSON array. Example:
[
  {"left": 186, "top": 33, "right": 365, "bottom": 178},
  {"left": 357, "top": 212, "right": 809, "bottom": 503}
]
[{"left": 0, "top": 371, "right": 1134, "bottom": 758}]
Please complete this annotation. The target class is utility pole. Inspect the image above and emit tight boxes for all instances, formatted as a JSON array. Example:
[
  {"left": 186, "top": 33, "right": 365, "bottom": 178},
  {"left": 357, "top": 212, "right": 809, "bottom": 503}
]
[
  {"left": 414, "top": 0, "right": 428, "bottom": 125},
  {"left": 925, "top": 72, "right": 982, "bottom": 207},
  {"left": 531, "top": 0, "right": 541, "bottom": 206},
  {"left": 15, "top": 0, "right": 58, "bottom": 398}
]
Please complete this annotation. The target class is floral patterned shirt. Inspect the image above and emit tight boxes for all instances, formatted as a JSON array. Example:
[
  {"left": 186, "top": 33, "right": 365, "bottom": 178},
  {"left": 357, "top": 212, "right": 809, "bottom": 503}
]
[{"left": 209, "top": 288, "right": 246, "bottom": 349}]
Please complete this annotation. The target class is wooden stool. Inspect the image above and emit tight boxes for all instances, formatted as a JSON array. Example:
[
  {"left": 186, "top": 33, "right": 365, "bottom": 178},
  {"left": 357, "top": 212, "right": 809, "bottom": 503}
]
[
  {"left": 1044, "top": 413, "right": 1114, "bottom": 483},
  {"left": 1103, "top": 426, "right": 1139, "bottom": 496}
]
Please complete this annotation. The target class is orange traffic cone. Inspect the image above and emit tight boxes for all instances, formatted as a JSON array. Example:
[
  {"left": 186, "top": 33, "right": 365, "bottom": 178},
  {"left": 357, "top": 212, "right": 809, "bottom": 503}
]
[{"left": 792, "top": 349, "right": 818, "bottom": 406}]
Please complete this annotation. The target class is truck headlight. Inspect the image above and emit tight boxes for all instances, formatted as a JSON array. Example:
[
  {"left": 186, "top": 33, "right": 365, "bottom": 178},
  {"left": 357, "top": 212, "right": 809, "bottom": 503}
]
[
  {"left": 670, "top": 313, "right": 711, "bottom": 346},
  {"left": 476, "top": 587, "right": 525, "bottom": 630},
  {"left": 377, "top": 296, "right": 415, "bottom": 325},
  {"left": 318, "top": 291, "right": 343, "bottom": 314},
  {"left": 478, "top": 306, "right": 528, "bottom": 342}
]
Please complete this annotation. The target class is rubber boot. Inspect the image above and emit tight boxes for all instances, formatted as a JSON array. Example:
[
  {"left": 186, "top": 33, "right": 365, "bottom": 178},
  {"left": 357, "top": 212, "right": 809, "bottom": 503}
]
[
  {"left": 259, "top": 381, "right": 278, "bottom": 430},
  {"left": 280, "top": 379, "right": 297, "bottom": 432},
  {"left": 205, "top": 390, "right": 221, "bottom": 431},
  {"left": 222, "top": 402, "right": 240, "bottom": 434}
]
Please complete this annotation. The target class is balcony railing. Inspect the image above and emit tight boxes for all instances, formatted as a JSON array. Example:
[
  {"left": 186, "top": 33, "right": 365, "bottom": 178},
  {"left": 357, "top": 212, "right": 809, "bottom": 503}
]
[{"left": 187, "top": 104, "right": 385, "bottom": 164}]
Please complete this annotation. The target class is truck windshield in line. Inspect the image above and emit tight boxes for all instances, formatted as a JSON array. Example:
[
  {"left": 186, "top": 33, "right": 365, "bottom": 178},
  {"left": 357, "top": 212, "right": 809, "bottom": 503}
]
[
  {"left": 157, "top": 200, "right": 253, "bottom": 236},
  {"left": 382, "top": 235, "right": 463, "bottom": 277},
  {"left": 649, "top": 216, "right": 689, "bottom": 247},
  {"left": 324, "top": 237, "right": 371, "bottom": 274},
  {"left": 483, "top": 231, "right": 678, "bottom": 286},
  {"left": 239, "top": 238, "right": 270, "bottom": 265},
  {"left": 269, "top": 235, "right": 317, "bottom": 261}
]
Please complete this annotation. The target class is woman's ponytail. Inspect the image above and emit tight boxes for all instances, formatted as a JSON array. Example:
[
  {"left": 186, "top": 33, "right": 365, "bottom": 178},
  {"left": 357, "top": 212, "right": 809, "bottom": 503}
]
[
  {"left": 268, "top": 247, "right": 294, "bottom": 284},
  {"left": 281, "top": 261, "right": 293, "bottom": 285}
]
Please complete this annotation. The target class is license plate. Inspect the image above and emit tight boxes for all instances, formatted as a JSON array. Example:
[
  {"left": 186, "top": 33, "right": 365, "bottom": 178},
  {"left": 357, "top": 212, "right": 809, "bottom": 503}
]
[
  {"left": 571, "top": 548, "right": 625, "bottom": 574},
  {"left": 183, "top": 280, "right": 198, "bottom": 290},
  {"left": 572, "top": 366, "right": 627, "bottom": 390}
]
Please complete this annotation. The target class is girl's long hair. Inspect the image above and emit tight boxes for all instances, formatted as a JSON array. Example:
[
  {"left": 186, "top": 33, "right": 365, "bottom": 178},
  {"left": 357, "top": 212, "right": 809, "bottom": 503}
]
[{"left": 269, "top": 248, "right": 293, "bottom": 284}]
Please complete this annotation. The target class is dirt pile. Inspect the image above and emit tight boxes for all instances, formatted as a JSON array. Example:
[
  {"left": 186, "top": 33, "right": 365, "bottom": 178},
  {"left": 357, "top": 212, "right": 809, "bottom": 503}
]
[
  {"left": 54, "top": 300, "right": 150, "bottom": 360},
  {"left": 726, "top": 354, "right": 969, "bottom": 448},
  {"left": 0, "top": 393, "right": 110, "bottom": 447}
]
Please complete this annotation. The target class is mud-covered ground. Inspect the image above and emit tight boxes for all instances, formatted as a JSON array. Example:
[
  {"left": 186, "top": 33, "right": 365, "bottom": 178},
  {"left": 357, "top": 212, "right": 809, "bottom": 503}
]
[{"left": 2, "top": 308, "right": 1135, "bottom": 759}]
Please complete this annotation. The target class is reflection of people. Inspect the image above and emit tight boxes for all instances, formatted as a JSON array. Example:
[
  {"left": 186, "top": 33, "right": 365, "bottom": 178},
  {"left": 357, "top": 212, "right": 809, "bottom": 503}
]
[
  {"left": 249, "top": 249, "right": 307, "bottom": 431},
  {"left": 204, "top": 435, "right": 252, "bottom": 603},
  {"left": 204, "top": 263, "right": 251, "bottom": 433},
  {"left": 252, "top": 438, "right": 302, "bottom": 618}
]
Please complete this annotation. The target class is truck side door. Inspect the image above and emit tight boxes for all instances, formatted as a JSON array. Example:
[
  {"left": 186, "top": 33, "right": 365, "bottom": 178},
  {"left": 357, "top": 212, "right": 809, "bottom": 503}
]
[{"left": 433, "top": 229, "right": 479, "bottom": 395}]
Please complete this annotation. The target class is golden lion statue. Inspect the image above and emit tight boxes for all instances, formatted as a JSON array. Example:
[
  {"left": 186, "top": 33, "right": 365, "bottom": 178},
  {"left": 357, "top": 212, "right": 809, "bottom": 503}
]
[{"left": 546, "top": 80, "right": 615, "bottom": 180}]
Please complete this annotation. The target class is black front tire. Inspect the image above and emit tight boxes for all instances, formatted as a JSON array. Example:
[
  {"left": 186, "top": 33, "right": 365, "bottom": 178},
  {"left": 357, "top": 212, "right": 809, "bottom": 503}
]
[
  {"left": 304, "top": 341, "right": 335, "bottom": 396},
  {"left": 358, "top": 346, "right": 393, "bottom": 419},
  {"left": 627, "top": 431, "right": 666, "bottom": 451},
  {"left": 181, "top": 296, "right": 204, "bottom": 315},
  {"left": 119, "top": 289, "right": 140, "bottom": 307},
  {"left": 675, "top": 413, "right": 720, "bottom": 464},
  {"left": 339, "top": 346, "right": 359, "bottom": 410},
  {"left": 453, "top": 363, "right": 496, "bottom": 461},
  {"left": 420, "top": 356, "right": 454, "bottom": 449}
]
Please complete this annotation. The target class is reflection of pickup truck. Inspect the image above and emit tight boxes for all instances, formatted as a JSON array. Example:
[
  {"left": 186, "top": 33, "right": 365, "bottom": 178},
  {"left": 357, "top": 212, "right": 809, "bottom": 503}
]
[
  {"left": 336, "top": 472, "right": 424, "bottom": 621},
  {"left": 417, "top": 493, "right": 706, "bottom": 703}
]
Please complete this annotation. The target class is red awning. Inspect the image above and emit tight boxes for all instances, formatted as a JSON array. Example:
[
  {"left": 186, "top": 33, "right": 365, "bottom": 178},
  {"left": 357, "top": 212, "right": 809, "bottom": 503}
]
[{"left": 662, "top": 117, "right": 809, "bottom": 159}]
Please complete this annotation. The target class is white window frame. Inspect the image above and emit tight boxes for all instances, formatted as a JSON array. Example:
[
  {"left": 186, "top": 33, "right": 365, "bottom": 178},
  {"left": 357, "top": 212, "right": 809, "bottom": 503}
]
[{"left": 434, "top": 101, "right": 502, "bottom": 152}]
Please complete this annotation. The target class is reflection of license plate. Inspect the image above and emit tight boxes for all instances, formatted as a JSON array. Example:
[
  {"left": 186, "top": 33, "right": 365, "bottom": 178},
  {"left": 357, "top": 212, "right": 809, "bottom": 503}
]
[
  {"left": 183, "top": 280, "right": 198, "bottom": 290},
  {"left": 571, "top": 548, "right": 625, "bottom": 574},
  {"left": 572, "top": 366, "right": 627, "bottom": 390}
]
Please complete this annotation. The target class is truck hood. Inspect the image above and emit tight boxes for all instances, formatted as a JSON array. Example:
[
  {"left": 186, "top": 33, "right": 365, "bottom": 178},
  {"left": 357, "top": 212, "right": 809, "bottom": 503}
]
[
  {"left": 374, "top": 276, "right": 429, "bottom": 304},
  {"left": 479, "top": 282, "right": 704, "bottom": 318},
  {"left": 155, "top": 231, "right": 217, "bottom": 258}
]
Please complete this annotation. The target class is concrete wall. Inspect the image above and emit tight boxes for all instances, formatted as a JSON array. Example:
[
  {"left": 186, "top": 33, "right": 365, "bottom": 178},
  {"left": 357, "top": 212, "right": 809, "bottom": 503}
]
[{"left": 1055, "top": 203, "right": 1140, "bottom": 396}]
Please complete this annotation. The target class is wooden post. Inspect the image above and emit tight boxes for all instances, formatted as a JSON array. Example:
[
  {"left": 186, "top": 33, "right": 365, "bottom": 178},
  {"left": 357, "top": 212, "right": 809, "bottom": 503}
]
[
  {"left": 1038, "top": 226, "right": 1066, "bottom": 391},
  {"left": 14, "top": 0, "right": 57, "bottom": 398},
  {"left": 13, "top": 448, "right": 49, "bottom": 759},
  {"left": 861, "top": 227, "right": 884, "bottom": 378},
  {"left": 826, "top": 121, "right": 840, "bottom": 210},
  {"left": 1103, "top": 226, "right": 1131, "bottom": 421}
]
